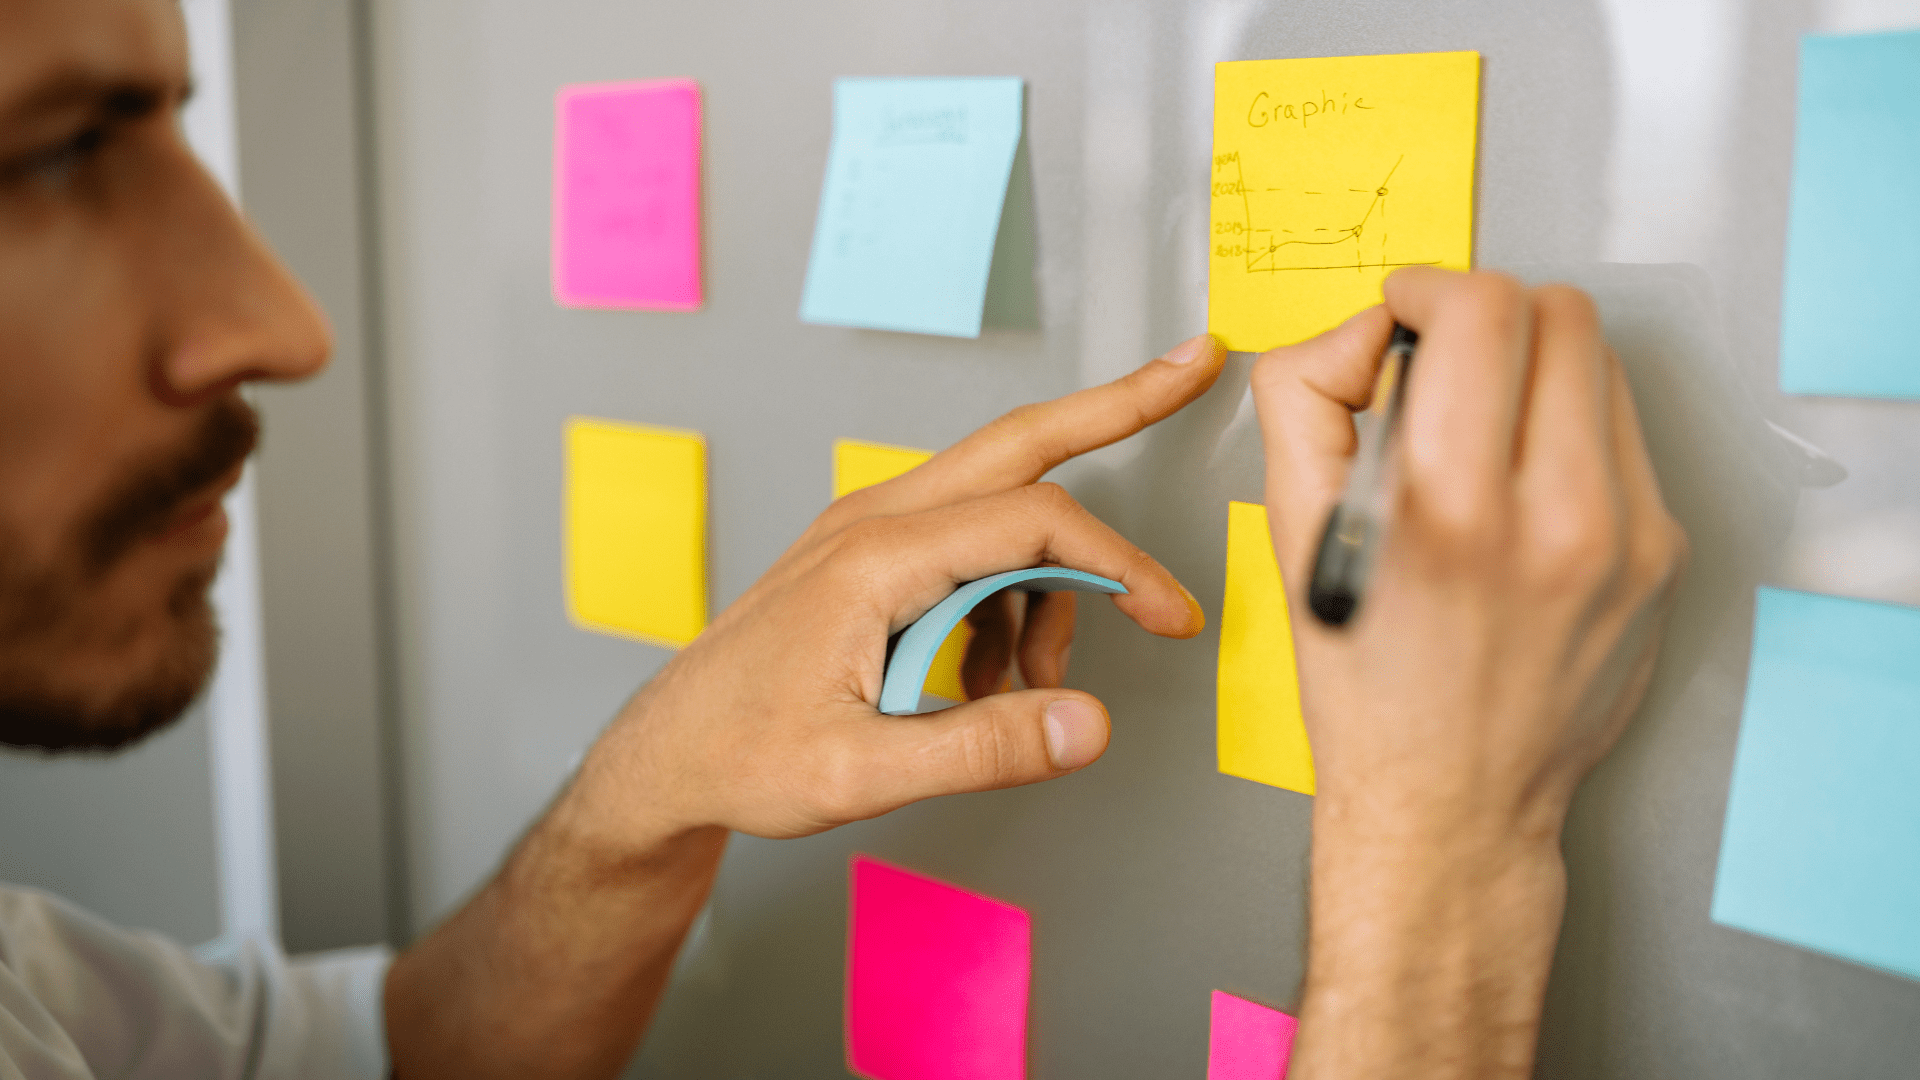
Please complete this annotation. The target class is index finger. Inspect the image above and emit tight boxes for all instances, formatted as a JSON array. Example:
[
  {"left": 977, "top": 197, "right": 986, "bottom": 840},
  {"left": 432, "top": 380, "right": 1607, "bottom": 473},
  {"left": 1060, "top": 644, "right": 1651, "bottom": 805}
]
[
  {"left": 845, "top": 482, "right": 1204, "bottom": 643},
  {"left": 1382, "top": 267, "right": 1535, "bottom": 516},
  {"left": 1252, "top": 306, "right": 1394, "bottom": 574},
  {"left": 850, "top": 333, "right": 1227, "bottom": 518}
]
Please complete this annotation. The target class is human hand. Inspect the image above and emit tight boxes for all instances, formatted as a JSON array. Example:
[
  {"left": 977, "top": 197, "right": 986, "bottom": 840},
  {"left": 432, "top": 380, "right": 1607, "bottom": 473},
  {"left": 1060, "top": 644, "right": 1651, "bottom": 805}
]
[
  {"left": 1252, "top": 269, "right": 1688, "bottom": 843},
  {"left": 568, "top": 334, "right": 1224, "bottom": 844},
  {"left": 1255, "top": 270, "right": 1688, "bottom": 1079}
]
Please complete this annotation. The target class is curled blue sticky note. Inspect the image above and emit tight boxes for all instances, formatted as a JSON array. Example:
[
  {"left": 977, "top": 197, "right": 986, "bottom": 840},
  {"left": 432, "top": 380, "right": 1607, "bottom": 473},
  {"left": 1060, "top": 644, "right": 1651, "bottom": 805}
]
[{"left": 878, "top": 568, "right": 1128, "bottom": 715}]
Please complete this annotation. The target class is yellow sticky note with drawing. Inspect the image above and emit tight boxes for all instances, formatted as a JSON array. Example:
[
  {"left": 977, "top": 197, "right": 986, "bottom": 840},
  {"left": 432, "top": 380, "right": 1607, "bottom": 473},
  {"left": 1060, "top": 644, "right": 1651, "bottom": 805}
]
[
  {"left": 1209, "top": 51, "right": 1479, "bottom": 352},
  {"left": 1217, "top": 501, "right": 1313, "bottom": 795},
  {"left": 833, "top": 439, "right": 971, "bottom": 702},
  {"left": 565, "top": 418, "right": 707, "bottom": 648}
]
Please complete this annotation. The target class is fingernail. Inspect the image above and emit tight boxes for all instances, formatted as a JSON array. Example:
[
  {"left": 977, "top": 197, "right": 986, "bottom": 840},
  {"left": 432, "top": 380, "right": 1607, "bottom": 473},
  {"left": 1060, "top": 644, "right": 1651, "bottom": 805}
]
[
  {"left": 1044, "top": 699, "right": 1109, "bottom": 771},
  {"left": 1160, "top": 333, "right": 1216, "bottom": 365},
  {"left": 1180, "top": 584, "right": 1207, "bottom": 636}
]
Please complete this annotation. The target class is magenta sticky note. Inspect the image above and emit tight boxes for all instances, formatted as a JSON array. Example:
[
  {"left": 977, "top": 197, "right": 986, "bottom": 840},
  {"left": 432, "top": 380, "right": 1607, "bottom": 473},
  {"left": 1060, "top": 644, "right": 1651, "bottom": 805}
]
[
  {"left": 552, "top": 78, "right": 702, "bottom": 310},
  {"left": 1208, "top": 991, "right": 1298, "bottom": 1080},
  {"left": 846, "top": 855, "right": 1030, "bottom": 1080}
]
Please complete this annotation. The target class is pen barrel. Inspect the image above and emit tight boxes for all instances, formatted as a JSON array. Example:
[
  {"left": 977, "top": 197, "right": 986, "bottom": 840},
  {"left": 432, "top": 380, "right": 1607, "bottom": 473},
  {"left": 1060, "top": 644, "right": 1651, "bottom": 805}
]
[{"left": 1307, "top": 502, "right": 1376, "bottom": 626}]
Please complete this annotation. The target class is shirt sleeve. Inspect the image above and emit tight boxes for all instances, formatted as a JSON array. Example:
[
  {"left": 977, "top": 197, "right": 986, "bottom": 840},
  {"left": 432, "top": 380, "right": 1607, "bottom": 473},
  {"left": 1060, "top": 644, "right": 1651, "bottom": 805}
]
[{"left": 0, "top": 884, "right": 390, "bottom": 1080}]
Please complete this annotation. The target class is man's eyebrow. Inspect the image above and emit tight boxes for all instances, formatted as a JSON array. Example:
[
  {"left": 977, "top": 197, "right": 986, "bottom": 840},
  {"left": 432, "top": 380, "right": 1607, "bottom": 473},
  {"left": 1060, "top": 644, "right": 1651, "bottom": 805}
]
[{"left": 0, "top": 67, "right": 179, "bottom": 130}]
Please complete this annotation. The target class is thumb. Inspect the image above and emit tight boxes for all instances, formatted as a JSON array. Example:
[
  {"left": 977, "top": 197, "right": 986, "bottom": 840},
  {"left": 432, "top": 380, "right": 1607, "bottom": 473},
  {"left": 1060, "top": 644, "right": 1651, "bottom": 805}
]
[{"left": 858, "top": 691, "right": 1111, "bottom": 809}]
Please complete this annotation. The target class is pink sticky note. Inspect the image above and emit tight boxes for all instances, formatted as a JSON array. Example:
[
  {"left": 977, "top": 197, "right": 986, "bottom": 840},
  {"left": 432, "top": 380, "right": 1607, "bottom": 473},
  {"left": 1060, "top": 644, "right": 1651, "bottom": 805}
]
[
  {"left": 552, "top": 78, "right": 702, "bottom": 310},
  {"left": 1208, "top": 990, "right": 1298, "bottom": 1080},
  {"left": 847, "top": 855, "right": 1030, "bottom": 1080}
]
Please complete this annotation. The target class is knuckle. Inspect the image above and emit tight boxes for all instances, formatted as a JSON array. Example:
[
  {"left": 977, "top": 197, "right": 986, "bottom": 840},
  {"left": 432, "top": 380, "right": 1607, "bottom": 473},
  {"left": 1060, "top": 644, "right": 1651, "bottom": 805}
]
[
  {"left": 832, "top": 518, "right": 901, "bottom": 578},
  {"left": 1250, "top": 350, "right": 1291, "bottom": 397},
  {"left": 1125, "top": 542, "right": 1160, "bottom": 578},
  {"left": 824, "top": 486, "right": 881, "bottom": 523},
  {"left": 1527, "top": 511, "right": 1624, "bottom": 597},
  {"left": 1534, "top": 283, "right": 1601, "bottom": 332},
  {"left": 959, "top": 717, "right": 1028, "bottom": 789},
  {"left": 1022, "top": 481, "right": 1078, "bottom": 517},
  {"left": 1403, "top": 478, "right": 1513, "bottom": 556},
  {"left": 990, "top": 404, "right": 1067, "bottom": 477},
  {"left": 1630, "top": 515, "right": 1690, "bottom": 592},
  {"left": 1666, "top": 519, "right": 1693, "bottom": 570},
  {"left": 1115, "top": 371, "right": 1164, "bottom": 430},
  {"left": 999, "top": 401, "right": 1049, "bottom": 429},
  {"left": 1457, "top": 270, "right": 1528, "bottom": 320},
  {"left": 804, "top": 737, "right": 872, "bottom": 824}
]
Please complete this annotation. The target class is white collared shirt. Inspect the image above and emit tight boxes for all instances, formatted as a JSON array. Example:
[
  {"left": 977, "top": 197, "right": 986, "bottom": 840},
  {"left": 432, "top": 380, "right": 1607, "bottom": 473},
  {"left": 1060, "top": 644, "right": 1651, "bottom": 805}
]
[{"left": 0, "top": 885, "right": 387, "bottom": 1079}]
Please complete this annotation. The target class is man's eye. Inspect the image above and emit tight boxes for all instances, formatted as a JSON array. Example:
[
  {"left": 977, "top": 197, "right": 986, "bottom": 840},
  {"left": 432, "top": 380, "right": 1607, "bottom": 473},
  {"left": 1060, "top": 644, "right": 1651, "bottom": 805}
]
[{"left": 0, "top": 126, "right": 110, "bottom": 188}]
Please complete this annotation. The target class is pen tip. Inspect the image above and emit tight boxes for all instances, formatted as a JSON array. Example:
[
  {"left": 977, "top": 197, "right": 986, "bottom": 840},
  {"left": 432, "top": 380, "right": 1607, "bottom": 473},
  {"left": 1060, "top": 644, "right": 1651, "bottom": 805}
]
[{"left": 1308, "top": 587, "right": 1358, "bottom": 627}]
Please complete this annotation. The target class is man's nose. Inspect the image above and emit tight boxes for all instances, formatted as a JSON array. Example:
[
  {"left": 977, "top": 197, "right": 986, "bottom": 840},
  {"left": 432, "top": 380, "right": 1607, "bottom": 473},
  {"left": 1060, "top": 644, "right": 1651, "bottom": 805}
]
[{"left": 147, "top": 142, "right": 331, "bottom": 405}]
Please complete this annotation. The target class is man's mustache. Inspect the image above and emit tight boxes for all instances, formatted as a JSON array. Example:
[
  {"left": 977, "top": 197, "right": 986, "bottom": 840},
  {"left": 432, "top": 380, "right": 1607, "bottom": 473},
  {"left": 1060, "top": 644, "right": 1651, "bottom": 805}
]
[{"left": 82, "top": 396, "right": 259, "bottom": 576}]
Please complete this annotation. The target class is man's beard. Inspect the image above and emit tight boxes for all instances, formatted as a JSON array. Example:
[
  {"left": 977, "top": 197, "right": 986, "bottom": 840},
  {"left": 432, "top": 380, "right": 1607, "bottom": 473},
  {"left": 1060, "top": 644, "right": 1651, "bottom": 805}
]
[
  {"left": 0, "top": 567, "right": 219, "bottom": 751},
  {"left": 0, "top": 398, "right": 257, "bottom": 752}
]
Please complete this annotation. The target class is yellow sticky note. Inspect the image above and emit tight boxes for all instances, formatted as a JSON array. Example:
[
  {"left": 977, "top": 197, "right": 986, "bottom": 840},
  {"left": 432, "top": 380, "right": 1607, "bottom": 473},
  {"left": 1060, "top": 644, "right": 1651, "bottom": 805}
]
[
  {"left": 833, "top": 438, "right": 971, "bottom": 702},
  {"left": 565, "top": 417, "right": 707, "bottom": 648},
  {"left": 1209, "top": 51, "right": 1479, "bottom": 352},
  {"left": 919, "top": 624, "right": 973, "bottom": 704},
  {"left": 1217, "top": 501, "right": 1312, "bottom": 795},
  {"left": 832, "top": 438, "right": 935, "bottom": 500}
]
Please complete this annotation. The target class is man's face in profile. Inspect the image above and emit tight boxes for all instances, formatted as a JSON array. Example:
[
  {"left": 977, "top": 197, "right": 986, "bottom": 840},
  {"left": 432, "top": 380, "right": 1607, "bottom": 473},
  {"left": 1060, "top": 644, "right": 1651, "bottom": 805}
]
[{"left": 0, "top": 0, "right": 329, "bottom": 751}]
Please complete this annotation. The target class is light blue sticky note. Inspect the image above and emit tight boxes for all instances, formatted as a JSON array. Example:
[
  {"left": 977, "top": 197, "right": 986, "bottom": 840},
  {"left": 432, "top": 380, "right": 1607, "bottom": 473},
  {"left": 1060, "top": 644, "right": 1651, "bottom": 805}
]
[
  {"left": 1712, "top": 587, "right": 1920, "bottom": 982},
  {"left": 800, "top": 77, "right": 1023, "bottom": 339},
  {"left": 879, "top": 568, "right": 1125, "bottom": 715},
  {"left": 1779, "top": 30, "right": 1920, "bottom": 401}
]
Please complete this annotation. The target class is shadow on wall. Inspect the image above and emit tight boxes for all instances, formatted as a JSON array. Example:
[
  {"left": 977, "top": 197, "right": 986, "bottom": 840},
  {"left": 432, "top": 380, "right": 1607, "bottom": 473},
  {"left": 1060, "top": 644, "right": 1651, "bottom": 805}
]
[{"left": 982, "top": 128, "right": 1042, "bottom": 330}]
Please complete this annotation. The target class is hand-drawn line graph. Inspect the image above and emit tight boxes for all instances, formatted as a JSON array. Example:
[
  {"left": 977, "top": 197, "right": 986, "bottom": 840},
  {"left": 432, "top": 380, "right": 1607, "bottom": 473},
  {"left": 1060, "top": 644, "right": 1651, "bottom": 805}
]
[{"left": 1212, "top": 153, "right": 1442, "bottom": 274}]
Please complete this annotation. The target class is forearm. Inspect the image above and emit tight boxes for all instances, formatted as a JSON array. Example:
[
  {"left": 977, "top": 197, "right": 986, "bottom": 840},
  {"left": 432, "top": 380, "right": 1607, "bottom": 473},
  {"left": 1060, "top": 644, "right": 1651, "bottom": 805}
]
[
  {"left": 1290, "top": 797, "right": 1567, "bottom": 1080},
  {"left": 384, "top": 786, "right": 728, "bottom": 1080}
]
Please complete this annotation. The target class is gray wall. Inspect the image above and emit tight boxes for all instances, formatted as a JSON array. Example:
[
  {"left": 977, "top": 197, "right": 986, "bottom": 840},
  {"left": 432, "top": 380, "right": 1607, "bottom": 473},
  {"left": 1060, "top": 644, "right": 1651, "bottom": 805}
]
[
  {"left": 233, "top": 0, "right": 1920, "bottom": 1075},
  {"left": 0, "top": 709, "right": 221, "bottom": 944},
  {"left": 235, "top": 0, "right": 402, "bottom": 953}
]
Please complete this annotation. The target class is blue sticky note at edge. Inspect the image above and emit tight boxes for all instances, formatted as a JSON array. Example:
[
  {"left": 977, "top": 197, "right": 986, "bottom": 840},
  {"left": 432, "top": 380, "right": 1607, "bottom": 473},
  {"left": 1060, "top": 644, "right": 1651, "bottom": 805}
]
[
  {"left": 1778, "top": 29, "right": 1920, "bottom": 401},
  {"left": 879, "top": 568, "right": 1126, "bottom": 715},
  {"left": 1711, "top": 586, "right": 1920, "bottom": 983},
  {"left": 799, "top": 77, "right": 1024, "bottom": 339}
]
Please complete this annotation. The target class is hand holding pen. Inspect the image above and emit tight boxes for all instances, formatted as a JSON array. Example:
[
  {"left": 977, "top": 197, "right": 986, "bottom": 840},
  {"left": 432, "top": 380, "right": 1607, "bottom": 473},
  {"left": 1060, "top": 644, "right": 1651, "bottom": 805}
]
[{"left": 1247, "top": 269, "right": 1688, "bottom": 1079}]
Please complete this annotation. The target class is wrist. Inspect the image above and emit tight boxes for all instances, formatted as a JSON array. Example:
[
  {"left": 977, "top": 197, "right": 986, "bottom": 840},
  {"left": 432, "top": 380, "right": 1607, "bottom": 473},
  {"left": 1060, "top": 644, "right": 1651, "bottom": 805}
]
[
  {"left": 1294, "top": 794, "right": 1568, "bottom": 1080},
  {"left": 521, "top": 765, "right": 725, "bottom": 905},
  {"left": 540, "top": 675, "right": 718, "bottom": 866},
  {"left": 1308, "top": 788, "right": 1568, "bottom": 943},
  {"left": 1307, "top": 797, "right": 1567, "bottom": 931},
  {"left": 1310, "top": 758, "right": 1576, "bottom": 854}
]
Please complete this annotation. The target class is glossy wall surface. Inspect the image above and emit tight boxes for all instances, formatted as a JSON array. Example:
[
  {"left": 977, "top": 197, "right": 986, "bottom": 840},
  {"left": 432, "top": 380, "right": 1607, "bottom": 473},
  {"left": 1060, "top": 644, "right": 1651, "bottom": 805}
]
[{"left": 352, "top": 0, "right": 1920, "bottom": 1075}]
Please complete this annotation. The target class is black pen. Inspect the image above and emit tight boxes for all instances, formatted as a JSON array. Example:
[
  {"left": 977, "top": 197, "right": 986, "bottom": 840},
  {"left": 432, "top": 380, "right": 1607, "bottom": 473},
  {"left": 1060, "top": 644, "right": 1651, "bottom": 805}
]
[{"left": 1307, "top": 323, "right": 1417, "bottom": 627}]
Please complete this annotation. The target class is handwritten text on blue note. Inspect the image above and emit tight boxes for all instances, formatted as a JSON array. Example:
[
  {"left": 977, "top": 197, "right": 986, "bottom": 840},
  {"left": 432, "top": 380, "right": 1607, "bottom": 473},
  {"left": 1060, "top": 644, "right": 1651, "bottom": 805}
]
[
  {"left": 1712, "top": 587, "right": 1920, "bottom": 982},
  {"left": 800, "top": 77, "right": 1023, "bottom": 339},
  {"left": 1779, "top": 29, "right": 1920, "bottom": 401}
]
